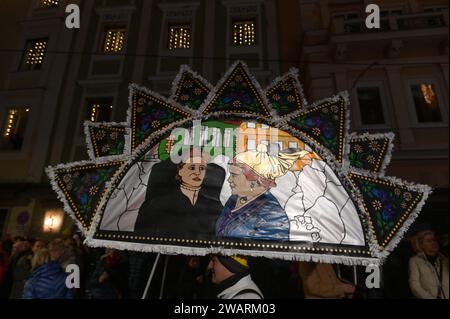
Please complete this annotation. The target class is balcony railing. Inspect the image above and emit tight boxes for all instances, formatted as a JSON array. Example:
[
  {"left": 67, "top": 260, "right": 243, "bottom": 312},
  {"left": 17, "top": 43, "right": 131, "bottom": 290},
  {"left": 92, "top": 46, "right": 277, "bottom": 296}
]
[{"left": 332, "top": 11, "right": 449, "bottom": 34}]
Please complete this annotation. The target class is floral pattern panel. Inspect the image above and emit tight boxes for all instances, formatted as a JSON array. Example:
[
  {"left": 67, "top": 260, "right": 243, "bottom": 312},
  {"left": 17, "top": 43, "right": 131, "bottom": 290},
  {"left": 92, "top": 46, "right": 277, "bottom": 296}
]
[
  {"left": 266, "top": 76, "right": 303, "bottom": 117},
  {"left": 287, "top": 99, "right": 346, "bottom": 163},
  {"left": 55, "top": 162, "right": 123, "bottom": 229},
  {"left": 349, "top": 137, "right": 391, "bottom": 173},
  {"left": 131, "top": 90, "right": 191, "bottom": 150},
  {"left": 45, "top": 61, "right": 432, "bottom": 265},
  {"left": 88, "top": 125, "right": 126, "bottom": 158},
  {"left": 173, "top": 72, "right": 210, "bottom": 110},
  {"left": 202, "top": 63, "right": 271, "bottom": 117},
  {"left": 348, "top": 173, "right": 423, "bottom": 248}
]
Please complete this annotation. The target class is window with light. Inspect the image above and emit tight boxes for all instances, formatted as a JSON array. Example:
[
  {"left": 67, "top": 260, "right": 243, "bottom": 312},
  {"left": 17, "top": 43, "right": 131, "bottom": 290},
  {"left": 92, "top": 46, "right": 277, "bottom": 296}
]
[
  {"left": 38, "top": 0, "right": 59, "bottom": 8},
  {"left": 168, "top": 25, "right": 191, "bottom": 50},
  {"left": 1, "top": 108, "right": 31, "bottom": 150},
  {"left": 410, "top": 83, "right": 442, "bottom": 123},
  {"left": 102, "top": 27, "right": 126, "bottom": 53},
  {"left": 21, "top": 39, "right": 47, "bottom": 71},
  {"left": 88, "top": 100, "right": 113, "bottom": 122},
  {"left": 232, "top": 20, "right": 256, "bottom": 46}
]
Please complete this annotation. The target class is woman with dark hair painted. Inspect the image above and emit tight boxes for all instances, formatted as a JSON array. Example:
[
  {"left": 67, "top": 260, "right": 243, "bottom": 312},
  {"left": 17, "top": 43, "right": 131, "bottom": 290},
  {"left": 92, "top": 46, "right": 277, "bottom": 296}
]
[{"left": 134, "top": 150, "right": 225, "bottom": 240}]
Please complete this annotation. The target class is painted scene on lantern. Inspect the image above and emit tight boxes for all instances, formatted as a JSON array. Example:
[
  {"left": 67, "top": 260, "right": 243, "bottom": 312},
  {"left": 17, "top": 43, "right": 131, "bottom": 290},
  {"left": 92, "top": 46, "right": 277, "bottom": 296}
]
[{"left": 99, "top": 121, "right": 365, "bottom": 246}]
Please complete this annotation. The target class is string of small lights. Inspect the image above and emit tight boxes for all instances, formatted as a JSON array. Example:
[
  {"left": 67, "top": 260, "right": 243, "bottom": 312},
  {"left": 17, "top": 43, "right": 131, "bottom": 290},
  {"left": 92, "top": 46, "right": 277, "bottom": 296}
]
[
  {"left": 0, "top": 48, "right": 442, "bottom": 66},
  {"left": 3, "top": 108, "right": 30, "bottom": 137},
  {"left": 89, "top": 103, "right": 113, "bottom": 122},
  {"left": 233, "top": 21, "right": 256, "bottom": 46},
  {"left": 168, "top": 25, "right": 191, "bottom": 50},
  {"left": 103, "top": 28, "right": 126, "bottom": 53},
  {"left": 38, "top": 0, "right": 59, "bottom": 8},
  {"left": 25, "top": 41, "right": 47, "bottom": 66}
]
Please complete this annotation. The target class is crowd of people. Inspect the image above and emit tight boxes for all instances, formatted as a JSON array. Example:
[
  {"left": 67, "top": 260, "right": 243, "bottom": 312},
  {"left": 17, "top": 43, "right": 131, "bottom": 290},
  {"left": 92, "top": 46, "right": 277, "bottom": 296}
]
[{"left": 0, "top": 230, "right": 447, "bottom": 299}]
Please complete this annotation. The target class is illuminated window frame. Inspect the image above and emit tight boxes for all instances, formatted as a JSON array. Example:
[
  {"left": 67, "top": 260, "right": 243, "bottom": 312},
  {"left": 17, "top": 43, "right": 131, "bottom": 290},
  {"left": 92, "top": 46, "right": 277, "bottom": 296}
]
[
  {"left": 409, "top": 83, "right": 443, "bottom": 123},
  {"left": 232, "top": 20, "right": 256, "bottom": 46},
  {"left": 87, "top": 100, "right": 113, "bottom": 123},
  {"left": 102, "top": 27, "right": 126, "bottom": 53},
  {"left": 21, "top": 39, "right": 48, "bottom": 71},
  {"left": 2, "top": 107, "right": 31, "bottom": 150},
  {"left": 167, "top": 24, "right": 191, "bottom": 50},
  {"left": 404, "top": 78, "right": 448, "bottom": 127},
  {"left": 37, "top": 0, "right": 59, "bottom": 8}
]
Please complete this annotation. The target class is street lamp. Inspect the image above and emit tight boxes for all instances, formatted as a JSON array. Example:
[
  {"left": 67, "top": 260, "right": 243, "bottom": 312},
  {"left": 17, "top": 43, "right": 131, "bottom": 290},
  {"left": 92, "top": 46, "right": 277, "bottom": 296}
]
[{"left": 43, "top": 210, "right": 63, "bottom": 233}]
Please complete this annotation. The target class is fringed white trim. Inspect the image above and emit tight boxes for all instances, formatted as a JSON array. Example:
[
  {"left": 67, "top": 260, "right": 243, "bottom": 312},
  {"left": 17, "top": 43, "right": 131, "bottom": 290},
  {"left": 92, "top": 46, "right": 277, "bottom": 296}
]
[
  {"left": 85, "top": 143, "right": 164, "bottom": 240},
  {"left": 272, "top": 91, "right": 381, "bottom": 259},
  {"left": 84, "top": 121, "right": 96, "bottom": 160},
  {"left": 379, "top": 183, "right": 432, "bottom": 264},
  {"left": 83, "top": 121, "right": 129, "bottom": 160},
  {"left": 47, "top": 157, "right": 127, "bottom": 170},
  {"left": 128, "top": 83, "right": 195, "bottom": 118},
  {"left": 344, "top": 131, "right": 395, "bottom": 176},
  {"left": 264, "top": 67, "right": 309, "bottom": 115},
  {"left": 45, "top": 166, "right": 90, "bottom": 237},
  {"left": 282, "top": 90, "right": 348, "bottom": 122},
  {"left": 46, "top": 157, "right": 128, "bottom": 236},
  {"left": 84, "top": 113, "right": 377, "bottom": 264},
  {"left": 345, "top": 176, "right": 384, "bottom": 260},
  {"left": 289, "top": 67, "right": 309, "bottom": 108},
  {"left": 127, "top": 117, "right": 193, "bottom": 160},
  {"left": 347, "top": 171, "right": 433, "bottom": 264},
  {"left": 85, "top": 161, "right": 129, "bottom": 239},
  {"left": 200, "top": 111, "right": 271, "bottom": 125},
  {"left": 123, "top": 126, "right": 132, "bottom": 157},
  {"left": 341, "top": 91, "right": 352, "bottom": 172},
  {"left": 376, "top": 131, "right": 395, "bottom": 176},
  {"left": 84, "top": 237, "right": 379, "bottom": 266},
  {"left": 126, "top": 83, "right": 134, "bottom": 126},
  {"left": 277, "top": 91, "right": 351, "bottom": 166},
  {"left": 196, "top": 60, "right": 277, "bottom": 120},
  {"left": 333, "top": 93, "right": 379, "bottom": 257},
  {"left": 168, "top": 64, "right": 214, "bottom": 107},
  {"left": 85, "top": 120, "right": 128, "bottom": 127},
  {"left": 126, "top": 83, "right": 195, "bottom": 153},
  {"left": 45, "top": 63, "right": 432, "bottom": 266}
]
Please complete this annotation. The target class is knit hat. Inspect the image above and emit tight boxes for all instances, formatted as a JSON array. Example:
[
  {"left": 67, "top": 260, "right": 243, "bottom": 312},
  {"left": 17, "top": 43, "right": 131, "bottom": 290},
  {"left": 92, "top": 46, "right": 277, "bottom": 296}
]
[{"left": 218, "top": 255, "right": 249, "bottom": 274}]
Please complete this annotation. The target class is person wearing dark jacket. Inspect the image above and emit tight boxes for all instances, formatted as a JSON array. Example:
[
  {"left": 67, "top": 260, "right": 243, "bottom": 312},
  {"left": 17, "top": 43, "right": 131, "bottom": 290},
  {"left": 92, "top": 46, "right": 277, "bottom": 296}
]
[
  {"left": 22, "top": 248, "right": 73, "bottom": 299},
  {"left": 177, "top": 256, "right": 206, "bottom": 299},
  {"left": 9, "top": 240, "right": 32, "bottom": 299},
  {"left": 127, "top": 251, "right": 152, "bottom": 299},
  {"left": 86, "top": 249, "right": 128, "bottom": 299}
]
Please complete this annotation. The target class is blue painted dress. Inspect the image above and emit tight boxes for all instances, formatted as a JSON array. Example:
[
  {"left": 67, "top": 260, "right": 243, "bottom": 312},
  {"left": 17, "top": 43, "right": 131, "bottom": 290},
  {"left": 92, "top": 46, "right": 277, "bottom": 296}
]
[{"left": 215, "top": 192, "right": 290, "bottom": 241}]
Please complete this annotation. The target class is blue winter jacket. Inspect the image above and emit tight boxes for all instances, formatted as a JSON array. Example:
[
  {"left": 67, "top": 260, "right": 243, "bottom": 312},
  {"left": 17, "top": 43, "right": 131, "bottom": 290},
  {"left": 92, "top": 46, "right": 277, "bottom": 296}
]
[{"left": 22, "top": 261, "right": 73, "bottom": 299}]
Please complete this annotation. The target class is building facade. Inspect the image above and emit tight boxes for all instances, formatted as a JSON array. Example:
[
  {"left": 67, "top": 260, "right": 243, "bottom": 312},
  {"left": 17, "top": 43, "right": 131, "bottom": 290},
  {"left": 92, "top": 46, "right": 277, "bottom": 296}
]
[
  {"left": 0, "top": 0, "right": 282, "bottom": 240},
  {"left": 278, "top": 0, "right": 448, "bottom": 233},
  {"left": 0, "top": 0, "right": 448, "bottom": 241}
]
